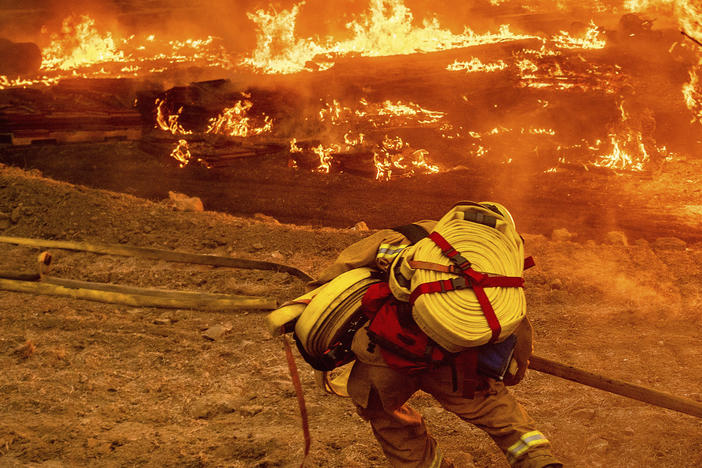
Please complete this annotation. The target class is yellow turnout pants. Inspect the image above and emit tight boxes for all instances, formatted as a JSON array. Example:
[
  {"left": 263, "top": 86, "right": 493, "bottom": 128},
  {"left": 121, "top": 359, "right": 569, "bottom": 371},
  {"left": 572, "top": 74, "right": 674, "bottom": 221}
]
[{"left": 348, "top": 329, "right": 561, "bottom": 468}]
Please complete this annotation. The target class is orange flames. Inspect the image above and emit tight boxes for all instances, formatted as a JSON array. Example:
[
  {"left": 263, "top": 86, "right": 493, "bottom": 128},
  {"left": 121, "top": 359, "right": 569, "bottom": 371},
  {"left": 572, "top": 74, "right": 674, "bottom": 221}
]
[
  {"left": 41, "top": 15, "right": 123, "bottom": 72},
  {"left": 14, "top": 0, "right": 673, "bottom": 85},
  {"left": 291, "top": 97, "right": 445, "bottom": 176},
  {"left": 238, "top": 0, "right": 616, "bottom": 76},
  {"left": 589, "top": 102, "right": 658, "bottom": 172},
  {"left": 550, "top": 21, "right": 605, "bottom": 50},
  {"left": 33, "top": 15, "right": 233, "bottom": 82},
  {"left": 155, "top": 99, "right": 192, "bottom": 136},
  {"left": 241, "top": 3, "right": 327, "bottom": 75},
  {"left": 170, "top": 140, "right": 193, "bottom": 168},
  {"left": 311, "top": 144, "right": 340, "bottom": 174},
  {"left": 623, "top": 0, "right": 674, "bottom": 13},
  {"left": 205, "top": 99, "right": 273, "bottom": 138},
  {"left": 5, "top": 0, "right": 699, "bottom": 177},
  {"left": 447, "top": 58, "right": 508, "bottom": 73},
  {"left": 156, "top": 94, "right": 273, "bottom": 164},
  {"left": 240, "top": 0, "right": 536, "bottom": 75},
  {"left": 318, "top": 98, "right": 446, "bottom": 128},
  {"left": 676, "top": 0, "right": 702, "bottom": 44},
  {"left": 0, "top": 75, "right": 58, "bottom": 90},
  {"left": 683, "top": 59, "right": 702, "bottom": 124},
  {"left": 678, "top": 0, "right": 702, "bottom": 125},
  {"left": 373, "top": 136, "right": 438, "bottom": 181},
  {"left": 591, "top": 134, "right": 649, "bottom": 171}
]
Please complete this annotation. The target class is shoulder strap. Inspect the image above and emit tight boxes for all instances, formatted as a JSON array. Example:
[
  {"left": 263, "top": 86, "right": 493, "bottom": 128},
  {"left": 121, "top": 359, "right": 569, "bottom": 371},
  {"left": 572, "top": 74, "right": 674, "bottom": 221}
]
[{"left": 391, "top": 223, "right": 429, "bottom": 245}]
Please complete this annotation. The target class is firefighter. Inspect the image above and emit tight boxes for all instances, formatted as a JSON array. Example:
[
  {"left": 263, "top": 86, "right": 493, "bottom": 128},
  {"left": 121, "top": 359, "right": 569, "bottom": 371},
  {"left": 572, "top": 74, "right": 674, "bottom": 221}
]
[{"left": 312, "top": 205, "right": 562, "bottom": 468}]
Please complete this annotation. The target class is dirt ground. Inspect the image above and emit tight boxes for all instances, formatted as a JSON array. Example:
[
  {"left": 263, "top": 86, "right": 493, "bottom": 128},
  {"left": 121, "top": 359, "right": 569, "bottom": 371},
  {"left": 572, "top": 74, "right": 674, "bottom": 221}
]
[{"left": 1, "top": 162, "right": 702, "bottom": 468}]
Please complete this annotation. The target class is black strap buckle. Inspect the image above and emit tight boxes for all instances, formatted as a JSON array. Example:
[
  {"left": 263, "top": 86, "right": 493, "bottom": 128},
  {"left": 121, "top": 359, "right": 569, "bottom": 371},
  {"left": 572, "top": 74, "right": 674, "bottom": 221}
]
[
  {"left": 449, "top": 252, "right": 472, "bottom": 271},
  {"left": 450, "top": 277, "right": 470, "bottom": 290}
]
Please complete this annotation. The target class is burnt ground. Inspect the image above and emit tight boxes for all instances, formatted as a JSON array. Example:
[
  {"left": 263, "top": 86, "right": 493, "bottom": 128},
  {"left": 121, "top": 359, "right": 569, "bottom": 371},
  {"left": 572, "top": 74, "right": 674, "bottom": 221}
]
[
  {"left": 1, "top": 158, "right": 702, "bottom": 467},
  {"left": 2, "top": 140, "right": 702, "bottom": 245}
]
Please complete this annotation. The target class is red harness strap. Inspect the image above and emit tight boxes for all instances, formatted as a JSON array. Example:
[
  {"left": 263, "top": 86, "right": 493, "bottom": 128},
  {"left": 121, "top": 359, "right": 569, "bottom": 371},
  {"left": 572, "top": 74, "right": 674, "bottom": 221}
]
[
  {"left": 410, "top": 232, "right": 526, "bottom": 343},
  {"left": 428, "top": 232, "right": 472, "bottom": 272}
]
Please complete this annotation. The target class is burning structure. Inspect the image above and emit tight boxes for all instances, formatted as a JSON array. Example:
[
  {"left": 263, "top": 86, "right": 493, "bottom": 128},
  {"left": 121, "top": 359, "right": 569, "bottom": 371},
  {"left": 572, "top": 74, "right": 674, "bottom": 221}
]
[
  {"left": 0, "top": 0, "right": 701, "bottom": 237},
  {"left": 2, "top": 3, "right": 702, "bottom": 467}
]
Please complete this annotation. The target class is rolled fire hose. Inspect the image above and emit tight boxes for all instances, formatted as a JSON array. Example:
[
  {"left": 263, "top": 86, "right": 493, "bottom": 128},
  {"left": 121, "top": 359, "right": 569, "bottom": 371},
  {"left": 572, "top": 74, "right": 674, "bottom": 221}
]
[
  {"left": 266, "top": 286, "right": 322, "bottom": 337},
  {"left": 294, "top": 267, "right": 380, "bottom": 358},
  {"left": 267, "top": 267, "right": 381, "bottom": 356},
  {"left": 408, "top": 203, "right": 527, "bottom": 351},
  {"left": 268, "top": 268, "right": 381, "bottom": 398}
]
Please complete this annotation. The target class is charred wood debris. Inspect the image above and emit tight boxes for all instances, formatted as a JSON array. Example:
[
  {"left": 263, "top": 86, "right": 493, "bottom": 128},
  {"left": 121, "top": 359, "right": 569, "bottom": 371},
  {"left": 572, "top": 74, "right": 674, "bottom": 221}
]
[{"left": 0, "top": 14, "right": 699, "bottom": 178}]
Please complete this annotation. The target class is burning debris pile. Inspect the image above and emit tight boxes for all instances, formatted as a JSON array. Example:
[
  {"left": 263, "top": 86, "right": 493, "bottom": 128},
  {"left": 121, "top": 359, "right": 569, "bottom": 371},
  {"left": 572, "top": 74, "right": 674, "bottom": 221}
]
[{"left": 0, "top": 0, "right": 701, "bottom": 180}]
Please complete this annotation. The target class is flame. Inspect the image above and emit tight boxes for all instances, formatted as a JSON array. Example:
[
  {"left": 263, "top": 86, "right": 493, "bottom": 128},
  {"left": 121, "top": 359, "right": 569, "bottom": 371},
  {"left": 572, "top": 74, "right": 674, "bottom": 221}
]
[
  {"left": 205, "top": 99, "right": 273, "bottom": 137},
  {"left": 589, "top": 101, "right": 653, "bottom": 171},
  {"left": 551, "top": 21, "right": 606, "bottom": 50},
  {"left": 25, "top": 14, "right": 233, "bottom": 84},
  {"left": 170, "top": 140, "right": 193, "bottom": 167},
  {"left": 677, "top": 0, "right": 702, "bottom": 44},
  {"left": 474, "top": 145, "right": 488, "bottom": 158},
  {"left": 334, "top": 1, "right": 533, "bottom": 57},
  {"left": 3, "top": 2, "right": 611, "bottom": 89},
  {"left": 155, "top": 99, "right": 192, "bottom": 135},
  {"left": 623, "top": 0, "right": 674, "bottom": 12},
  {"left": 523, "top": 127, "right": 557, "bottom": 136},
  {"left": 516, "top": 58, "right": 539, "bottom": 77},
  {"left": 515, "top": 52, "right": 623, "bottom": 92},
  {"left": 678, "top": 0, "right": 702, "bottom": 125},
  {"left": 312, "top": 144, "right": 341, "bottom": 173},
  {"left": 239, "top": 1, "right": 616, "bottom": 75},
  {"left": 373, "top": 135, "right": 438, "bottom": 181},
  {"left": 41, "top": 15, "right": 124, "bottom": 71},
  {"left": 241, "top": 0, "right": 535, "bottom": 74},
  {"left": 591, "top": 133, "right": 649, "bottom": 171},
  {"left": 0, "top": 75, "right": 58, "bottom": 90},
  {"left": 683, "top": 59, "right": 702, "bottom": 124},
  {"left": 319, "top": 99, "right": 349, "bottom": 124},
  {"left": 9, "top": 2, "right": 697, "bottom": 181},
  {"left": 241, "top": 3, "right": 327, "bottom": 75},
  {"left": 318, "top": 98, "right": 445, "bottom": 128},
  {"left": 447, "top": 58, "right": 508, "bottom": 73},
  {"left": 290, "top": 138, "right": 304, "bottom": 153},
  {"left": 344, "top": 132, "right": 366, "bottom": 146},
  {"left": 286, "top": 130, "right": 437, "bottom": 180},
  {"left": 157, "top": 96, "right": 272, "bottom": 167},
  {"left": 377, "top": 100, "right": 445, "bottom": 124}
]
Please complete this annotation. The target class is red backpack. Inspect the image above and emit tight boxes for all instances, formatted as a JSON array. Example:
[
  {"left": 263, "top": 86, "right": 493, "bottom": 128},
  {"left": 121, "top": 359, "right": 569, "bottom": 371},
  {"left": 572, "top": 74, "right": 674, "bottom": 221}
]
[{"left": 364, "top": 281, "right": 450, "bottom": 372}]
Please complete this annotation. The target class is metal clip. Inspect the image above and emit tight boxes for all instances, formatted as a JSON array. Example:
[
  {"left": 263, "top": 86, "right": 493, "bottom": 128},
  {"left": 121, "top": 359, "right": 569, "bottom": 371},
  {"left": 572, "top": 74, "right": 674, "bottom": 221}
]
[{"left": 450, "top": 277, "right": 471, "bottom": 290}]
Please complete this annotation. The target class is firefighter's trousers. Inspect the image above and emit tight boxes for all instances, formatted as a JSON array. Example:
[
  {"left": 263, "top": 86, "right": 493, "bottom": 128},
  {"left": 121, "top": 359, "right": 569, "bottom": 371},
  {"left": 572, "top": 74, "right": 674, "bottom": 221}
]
[{"left": 348, "top": 329, "right": 561, "bottom": 468}]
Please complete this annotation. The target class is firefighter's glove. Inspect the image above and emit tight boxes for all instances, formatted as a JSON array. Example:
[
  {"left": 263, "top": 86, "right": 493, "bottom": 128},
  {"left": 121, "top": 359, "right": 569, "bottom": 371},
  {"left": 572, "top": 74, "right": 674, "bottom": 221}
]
[{"left": 503, "top": 316, "right": 534, "bottom": 386}]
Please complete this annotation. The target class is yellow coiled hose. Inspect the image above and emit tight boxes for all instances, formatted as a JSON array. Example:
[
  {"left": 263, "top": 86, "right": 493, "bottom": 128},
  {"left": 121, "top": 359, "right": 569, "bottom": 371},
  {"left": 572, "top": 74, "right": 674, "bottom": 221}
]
[
  {"left": 408, "top": 203, "right": 527, "bottom": 351},
  {"left": 294, "top": 267, "right": 380, "bottom": 358}
]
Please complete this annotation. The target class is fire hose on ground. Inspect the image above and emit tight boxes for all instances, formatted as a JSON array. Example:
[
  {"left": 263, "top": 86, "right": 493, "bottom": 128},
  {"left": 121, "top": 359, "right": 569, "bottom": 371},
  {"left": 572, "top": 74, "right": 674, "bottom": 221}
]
[
  {"left": 0, "top": 235, "right": 295, "bottom": 310},
  {"left": 0, "top": 276, "right": 277, "bottom": 310},
  {"left": 0, "top": 235, "right": 313, "bottom": 281},
  {"left": 1, "top": 234, "right": 701, "bottom": 463}
]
